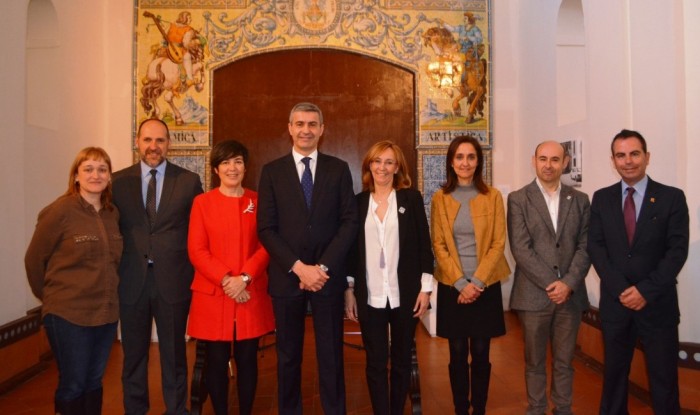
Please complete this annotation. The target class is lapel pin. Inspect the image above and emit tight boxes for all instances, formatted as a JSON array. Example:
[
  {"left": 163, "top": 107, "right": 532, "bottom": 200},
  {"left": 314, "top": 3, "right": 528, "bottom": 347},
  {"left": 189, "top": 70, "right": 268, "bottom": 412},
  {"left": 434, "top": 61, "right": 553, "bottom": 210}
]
[
  {"left": 650, "top": 197, "right": 655, "bottom": 203},
  {"left": 399, "top": 207, "right": 406, "bottom": 214}
]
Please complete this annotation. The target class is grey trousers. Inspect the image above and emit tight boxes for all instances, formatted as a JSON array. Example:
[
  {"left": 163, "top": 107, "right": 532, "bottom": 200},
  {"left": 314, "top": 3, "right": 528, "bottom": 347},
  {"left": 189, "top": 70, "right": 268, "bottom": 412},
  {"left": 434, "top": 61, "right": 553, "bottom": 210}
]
[{"left": 517, "top": 302, "right": 582, "bottom": 415}]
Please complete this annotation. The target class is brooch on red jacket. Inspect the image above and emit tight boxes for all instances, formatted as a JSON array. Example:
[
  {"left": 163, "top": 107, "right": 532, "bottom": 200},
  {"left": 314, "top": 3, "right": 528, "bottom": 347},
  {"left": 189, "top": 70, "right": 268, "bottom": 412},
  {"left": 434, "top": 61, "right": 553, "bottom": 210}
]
[{"left": 243, "top": 199, "right": 255, "bottom": 213}]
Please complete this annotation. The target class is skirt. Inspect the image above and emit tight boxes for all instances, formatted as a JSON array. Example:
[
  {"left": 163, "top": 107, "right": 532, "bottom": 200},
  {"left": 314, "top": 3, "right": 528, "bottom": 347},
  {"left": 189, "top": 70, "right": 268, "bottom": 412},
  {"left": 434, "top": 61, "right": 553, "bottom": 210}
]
[{"left": 436, "top": 281, "right": 506, "bottom": 339}]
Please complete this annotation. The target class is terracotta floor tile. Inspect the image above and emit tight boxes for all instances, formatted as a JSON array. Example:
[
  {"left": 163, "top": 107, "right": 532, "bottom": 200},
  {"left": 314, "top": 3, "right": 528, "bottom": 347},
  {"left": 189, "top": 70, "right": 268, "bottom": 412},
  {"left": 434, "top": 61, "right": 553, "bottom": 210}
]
[{"left": 0, "top": 312, "right": 662, "bottom": 414}]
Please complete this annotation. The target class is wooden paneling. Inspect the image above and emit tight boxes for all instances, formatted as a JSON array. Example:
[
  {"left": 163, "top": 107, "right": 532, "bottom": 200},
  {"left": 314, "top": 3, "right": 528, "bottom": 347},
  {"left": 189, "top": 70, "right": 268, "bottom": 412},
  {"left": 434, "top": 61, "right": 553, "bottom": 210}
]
[{"left": 212, "top": 49, "right": 416, "bottom": 192}]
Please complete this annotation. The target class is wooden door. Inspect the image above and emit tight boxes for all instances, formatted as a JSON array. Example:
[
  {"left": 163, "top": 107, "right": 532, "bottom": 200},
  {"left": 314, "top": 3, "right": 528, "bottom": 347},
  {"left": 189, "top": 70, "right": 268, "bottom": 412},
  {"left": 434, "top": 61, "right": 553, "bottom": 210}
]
[{"left": 212, "top": 49, "right": 415, "bottom": 192}]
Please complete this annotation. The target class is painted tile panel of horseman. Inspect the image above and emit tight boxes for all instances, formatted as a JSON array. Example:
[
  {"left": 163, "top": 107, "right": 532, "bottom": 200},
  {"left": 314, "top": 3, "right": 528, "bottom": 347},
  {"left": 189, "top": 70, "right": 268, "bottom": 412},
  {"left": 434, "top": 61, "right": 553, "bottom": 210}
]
[{"left": 138, "top": 10, "right": 210, "bottom": 148}]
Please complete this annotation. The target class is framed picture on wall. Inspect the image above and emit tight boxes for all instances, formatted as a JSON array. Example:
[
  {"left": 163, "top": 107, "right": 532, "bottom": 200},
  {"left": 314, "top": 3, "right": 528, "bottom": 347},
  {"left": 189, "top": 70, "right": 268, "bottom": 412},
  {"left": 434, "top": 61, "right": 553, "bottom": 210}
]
[{"left": 560, "top": 139, "right": 582, "bottom": 187}]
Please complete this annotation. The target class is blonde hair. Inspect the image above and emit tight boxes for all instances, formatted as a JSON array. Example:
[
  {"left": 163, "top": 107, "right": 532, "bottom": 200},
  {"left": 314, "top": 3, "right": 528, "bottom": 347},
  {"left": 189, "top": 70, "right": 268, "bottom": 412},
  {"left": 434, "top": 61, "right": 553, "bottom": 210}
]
[{"left": 361, "top": 140, "right": 412, "bottom": 192}]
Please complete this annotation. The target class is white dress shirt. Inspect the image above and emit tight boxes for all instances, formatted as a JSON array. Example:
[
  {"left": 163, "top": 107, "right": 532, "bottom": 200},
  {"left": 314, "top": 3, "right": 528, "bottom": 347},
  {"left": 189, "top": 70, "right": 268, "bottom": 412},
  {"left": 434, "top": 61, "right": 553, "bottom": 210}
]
[
  {"left": 535, "top": 177, "right": 561, "bottom": 233},
  {"left": 365, "top": 191, "right": 401, "bottom": 309},
  {"left": 292, "top": 148, "right": 318, "bottom": 182}
]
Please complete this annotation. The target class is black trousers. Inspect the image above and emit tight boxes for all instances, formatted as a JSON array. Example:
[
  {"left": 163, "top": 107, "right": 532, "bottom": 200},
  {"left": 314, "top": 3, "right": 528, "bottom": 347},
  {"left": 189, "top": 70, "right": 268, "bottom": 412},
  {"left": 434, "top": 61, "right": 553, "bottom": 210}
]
[
  {"left": 600, "top": 317, "right": 680, "bottom": 415},
  {"left": 272, "top": 292, "right": 346, "bottom": 415},
  {"left": 120, "top": 266, "right": 190, "bottom": 415},
  {"left": 359, "top": 303, "right": 418, "bottom": 415},
  {"left": 203, "top": 337, "right": 260, "bottom": 415}
]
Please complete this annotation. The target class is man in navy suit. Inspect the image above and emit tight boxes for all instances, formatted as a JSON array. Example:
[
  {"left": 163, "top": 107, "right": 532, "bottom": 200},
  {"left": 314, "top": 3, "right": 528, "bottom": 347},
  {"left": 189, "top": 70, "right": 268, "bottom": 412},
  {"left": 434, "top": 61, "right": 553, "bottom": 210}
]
[
  {"left": 257, "top": 102, "right": 358, "bottom": 414},
  {"left": 112, "top": 119, "right": 203, "bottom": 414},
  {"left": 588, "top": 129, "right": 689, "bottom": 414}
]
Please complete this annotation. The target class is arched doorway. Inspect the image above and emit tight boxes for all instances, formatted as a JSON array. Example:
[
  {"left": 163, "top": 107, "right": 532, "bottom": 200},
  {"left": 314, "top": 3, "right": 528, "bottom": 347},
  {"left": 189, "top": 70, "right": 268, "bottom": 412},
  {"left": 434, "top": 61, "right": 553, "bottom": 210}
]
[{"left": 212, "top": 49, "right": 416, "bottom": 192}]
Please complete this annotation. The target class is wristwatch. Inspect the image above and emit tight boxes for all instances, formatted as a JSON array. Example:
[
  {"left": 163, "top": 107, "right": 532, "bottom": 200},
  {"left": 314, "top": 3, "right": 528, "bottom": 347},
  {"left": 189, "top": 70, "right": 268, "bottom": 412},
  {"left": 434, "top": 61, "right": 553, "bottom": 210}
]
[{"left": 241, "top": 273, "right": 252, "bottom": 285}]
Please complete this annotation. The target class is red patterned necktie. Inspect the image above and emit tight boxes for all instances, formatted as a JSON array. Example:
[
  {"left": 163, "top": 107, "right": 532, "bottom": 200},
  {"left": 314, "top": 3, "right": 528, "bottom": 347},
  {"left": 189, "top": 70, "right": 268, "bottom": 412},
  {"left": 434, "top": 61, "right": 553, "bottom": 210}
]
[{"left": 623, "top": 187, "right": 636, "bottom": 245}]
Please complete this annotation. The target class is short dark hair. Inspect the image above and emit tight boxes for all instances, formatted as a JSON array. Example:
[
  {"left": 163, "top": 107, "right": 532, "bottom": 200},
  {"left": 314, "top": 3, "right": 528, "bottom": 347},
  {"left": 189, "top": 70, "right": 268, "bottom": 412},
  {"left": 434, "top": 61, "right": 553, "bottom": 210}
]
[
  {"left": 442, "top": 135, "right": 488, "bottom": 195},
  {"left": 611, "top": 129, "right": 647, "bottom": 155},
  {"left": 289, "top": 102, "right": 323, "bottom": 124},
  {"left": 137, "top": 118, "right": 170, "bottom": 140},
  {"left": 210, "top": 139, "right": 249, "bottom": 169}
]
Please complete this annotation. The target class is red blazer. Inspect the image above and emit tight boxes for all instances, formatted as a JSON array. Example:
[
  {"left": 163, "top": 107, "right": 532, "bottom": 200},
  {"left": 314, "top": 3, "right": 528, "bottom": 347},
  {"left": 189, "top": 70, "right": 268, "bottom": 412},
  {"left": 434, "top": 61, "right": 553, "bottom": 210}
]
[{"left": 187, "top": 188, "right": 274, "bottom": 341}]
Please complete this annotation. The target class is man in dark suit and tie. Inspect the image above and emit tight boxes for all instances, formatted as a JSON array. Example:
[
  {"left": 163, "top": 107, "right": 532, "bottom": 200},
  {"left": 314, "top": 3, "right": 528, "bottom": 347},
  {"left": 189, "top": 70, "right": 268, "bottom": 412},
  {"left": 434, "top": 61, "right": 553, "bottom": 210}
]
[
  {"left": 508, "top": 141, "right": 591, "bottom": 415},
  {"left": 588, "top": 129, "right": 689, "bottom": 414},
  {"left": 257, "top": 102, "right": 358, "bottom": 414},
  {"left": 112, "top": 118, "right": 203, "bottom": 414}
]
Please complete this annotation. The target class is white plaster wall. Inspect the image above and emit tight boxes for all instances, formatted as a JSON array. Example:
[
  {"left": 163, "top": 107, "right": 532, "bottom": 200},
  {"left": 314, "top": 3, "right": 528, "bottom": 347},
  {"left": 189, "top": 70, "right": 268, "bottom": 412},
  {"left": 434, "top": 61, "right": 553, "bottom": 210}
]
[
  {"left": 0, "top": 0, "right": 133, "bottom": 325},
  {"left": 680, "top": 0, "right": 700, "bottom": 343},
  {"left": 0, "top": 0, "right": 32, "bottom": 325},
  {"left": 493, "top": 0, "right": 698, "bottom": 341}
]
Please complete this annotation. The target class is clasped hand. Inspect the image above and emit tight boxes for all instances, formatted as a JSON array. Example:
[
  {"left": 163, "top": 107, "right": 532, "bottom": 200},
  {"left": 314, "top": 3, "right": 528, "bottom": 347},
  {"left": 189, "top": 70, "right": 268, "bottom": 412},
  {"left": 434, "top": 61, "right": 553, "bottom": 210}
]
[
  {"left": 546, "top": 280, "right": 572, "bottom": 305},
  {"left": 619, "top": 286, "right": 647, "bottom": 310},
  {"left": 222, "top": 275, "right": 250, "bottom": 303},
  {"left": 458, "top": 282, "right": 482, "bottom": 304},
  {"left": 293, "top": 262, "right": 329, "bottom": 292}
]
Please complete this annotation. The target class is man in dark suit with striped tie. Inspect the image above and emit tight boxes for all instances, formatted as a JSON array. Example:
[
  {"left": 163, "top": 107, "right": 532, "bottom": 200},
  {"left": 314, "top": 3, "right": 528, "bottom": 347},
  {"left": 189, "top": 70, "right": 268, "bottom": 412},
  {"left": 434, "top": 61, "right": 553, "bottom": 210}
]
[
  {"left": 257, "top": 102, "right": 358, "bottom": 414},
  {"left": 587, "top": 129, "right": 689, "bottom": 414}
]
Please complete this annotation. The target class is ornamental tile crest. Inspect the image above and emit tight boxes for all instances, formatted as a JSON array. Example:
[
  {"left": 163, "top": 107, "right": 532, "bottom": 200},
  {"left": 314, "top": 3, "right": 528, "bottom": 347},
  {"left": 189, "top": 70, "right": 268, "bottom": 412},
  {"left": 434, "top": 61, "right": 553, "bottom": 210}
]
[{"left": 201, "top": 0, "right": 444, "bottom": 67}]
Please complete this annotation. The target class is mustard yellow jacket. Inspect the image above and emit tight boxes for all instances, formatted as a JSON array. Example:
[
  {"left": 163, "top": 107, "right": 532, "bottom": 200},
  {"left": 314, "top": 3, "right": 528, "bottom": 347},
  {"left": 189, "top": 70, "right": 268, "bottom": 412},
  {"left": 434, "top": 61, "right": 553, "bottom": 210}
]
[{"left": 430, "top": 186, "right": 511, "bottom": 287}]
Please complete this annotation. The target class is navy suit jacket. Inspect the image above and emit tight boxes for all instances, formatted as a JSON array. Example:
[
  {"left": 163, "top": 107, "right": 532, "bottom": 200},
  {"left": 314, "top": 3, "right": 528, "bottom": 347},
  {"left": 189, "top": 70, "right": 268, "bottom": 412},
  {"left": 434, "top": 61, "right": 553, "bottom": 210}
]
[
  {"left": 348, "top": 188, "right": 434, "bottom": 321},
  {"left": 112, "top": 161, "right": 203, "bottom": 305},
  {"left": 587, "top": 177, "right": 688, "bottom": 326},
  {"left": 257, "top": 152, "right": 358, "bottom": 297}
]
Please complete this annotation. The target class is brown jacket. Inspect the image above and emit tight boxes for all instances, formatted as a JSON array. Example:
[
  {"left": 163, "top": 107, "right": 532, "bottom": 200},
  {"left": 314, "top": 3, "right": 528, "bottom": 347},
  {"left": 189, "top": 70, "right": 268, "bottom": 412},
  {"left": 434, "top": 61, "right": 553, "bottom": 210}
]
[
  {"left": 25, "top": 194, "right": 122, "bottom": 326},
  {"left": 430, "top": 186, "right": 511, "bottom": 287}
]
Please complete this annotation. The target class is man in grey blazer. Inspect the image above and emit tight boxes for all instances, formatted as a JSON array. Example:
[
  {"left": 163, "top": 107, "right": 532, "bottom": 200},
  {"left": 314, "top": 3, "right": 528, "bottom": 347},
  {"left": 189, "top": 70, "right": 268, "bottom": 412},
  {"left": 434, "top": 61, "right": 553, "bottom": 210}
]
[
  {"left": 507, "top": 141, "right": 590, "bottom": 415},
  {"left": 112, "top": 119, "right": 203, "bottom": 414}
]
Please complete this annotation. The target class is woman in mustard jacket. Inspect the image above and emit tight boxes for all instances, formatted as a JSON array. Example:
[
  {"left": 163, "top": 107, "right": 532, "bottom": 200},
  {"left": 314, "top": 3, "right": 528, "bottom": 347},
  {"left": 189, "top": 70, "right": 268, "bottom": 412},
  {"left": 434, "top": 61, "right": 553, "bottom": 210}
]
[
  {"left": 187, "top": 140, "right": 274, "bottom": 415},
  {"left": 430, "top": 135, "right": 511, "bottom": 415}
]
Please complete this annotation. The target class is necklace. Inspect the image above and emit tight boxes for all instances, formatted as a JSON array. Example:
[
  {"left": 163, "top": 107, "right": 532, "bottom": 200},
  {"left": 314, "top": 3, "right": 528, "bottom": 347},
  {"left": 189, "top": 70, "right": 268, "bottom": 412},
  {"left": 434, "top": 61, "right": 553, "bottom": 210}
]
[{"left": 370, "top": 191, "right": 393, "bottom": 269}]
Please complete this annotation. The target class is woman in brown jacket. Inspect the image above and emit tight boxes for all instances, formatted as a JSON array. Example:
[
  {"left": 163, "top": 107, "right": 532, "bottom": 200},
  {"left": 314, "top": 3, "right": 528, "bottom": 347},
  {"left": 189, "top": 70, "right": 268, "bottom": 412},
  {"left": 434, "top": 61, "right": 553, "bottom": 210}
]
[
  {"left": 430, "top": 135, "right": 510, "bottom": 415},
  {"left": 25, "top": 147, "right": 122, "bottom": 415}
]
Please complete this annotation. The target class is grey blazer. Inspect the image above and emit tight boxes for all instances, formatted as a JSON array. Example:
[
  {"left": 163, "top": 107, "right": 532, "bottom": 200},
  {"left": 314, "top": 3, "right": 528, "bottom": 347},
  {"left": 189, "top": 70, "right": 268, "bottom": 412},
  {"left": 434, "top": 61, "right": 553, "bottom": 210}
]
[{"left": 507, "top": 180, "right": 591, "bottom": 312}]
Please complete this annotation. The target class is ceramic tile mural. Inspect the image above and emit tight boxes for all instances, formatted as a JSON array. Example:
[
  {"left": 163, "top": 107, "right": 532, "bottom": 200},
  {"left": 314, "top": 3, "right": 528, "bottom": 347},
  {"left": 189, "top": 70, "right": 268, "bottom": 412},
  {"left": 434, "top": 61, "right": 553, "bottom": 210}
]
[{"left": 134, "top": 0, "right": 491, "bottom": 190}]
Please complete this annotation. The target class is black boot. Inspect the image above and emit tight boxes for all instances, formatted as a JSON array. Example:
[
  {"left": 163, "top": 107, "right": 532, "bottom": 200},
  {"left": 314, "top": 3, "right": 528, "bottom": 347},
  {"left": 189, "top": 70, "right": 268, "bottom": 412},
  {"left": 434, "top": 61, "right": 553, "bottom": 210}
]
[
  {"left": 55, "top": 396, "right": 86, "bottom": 415},
  {"left": 83, "top": 387, "right": 103, "bottom": 415},
  {"left": 470, "top": 362, "right": 491, "bottom": 415},
  {"left": 448, "top": 361, "right": 470, "bottom": 415}
]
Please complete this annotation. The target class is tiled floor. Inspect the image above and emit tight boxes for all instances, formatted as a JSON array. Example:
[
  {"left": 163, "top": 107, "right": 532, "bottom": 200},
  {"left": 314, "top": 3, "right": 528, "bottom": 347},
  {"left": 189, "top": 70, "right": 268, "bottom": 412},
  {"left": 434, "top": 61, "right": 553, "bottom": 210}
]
[{"left": 0, "top": 312, "right": 656, "bottom": 414}]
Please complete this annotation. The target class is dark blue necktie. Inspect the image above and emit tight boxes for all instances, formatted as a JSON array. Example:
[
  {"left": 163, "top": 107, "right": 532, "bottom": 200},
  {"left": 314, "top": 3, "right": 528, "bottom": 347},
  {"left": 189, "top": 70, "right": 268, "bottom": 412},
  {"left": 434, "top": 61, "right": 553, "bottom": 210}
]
[{"left": 301, "top": 157, "right": 313, "bottom": 208}]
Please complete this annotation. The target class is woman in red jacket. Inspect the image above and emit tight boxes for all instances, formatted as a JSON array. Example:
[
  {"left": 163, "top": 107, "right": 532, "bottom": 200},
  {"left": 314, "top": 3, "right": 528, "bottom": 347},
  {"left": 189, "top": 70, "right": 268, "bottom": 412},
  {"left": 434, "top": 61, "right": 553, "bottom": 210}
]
[{"left": 187, "top": 139, "right": 275, "bottom": 415}]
